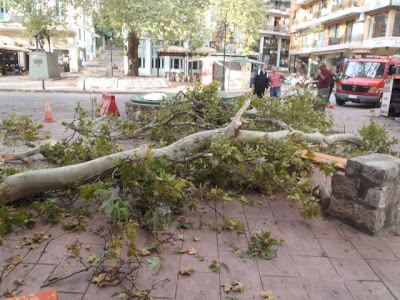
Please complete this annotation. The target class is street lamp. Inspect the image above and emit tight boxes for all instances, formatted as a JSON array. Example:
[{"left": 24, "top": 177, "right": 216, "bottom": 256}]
[{"left": 217, "top": 23, "right": 235, "bottom": 91}]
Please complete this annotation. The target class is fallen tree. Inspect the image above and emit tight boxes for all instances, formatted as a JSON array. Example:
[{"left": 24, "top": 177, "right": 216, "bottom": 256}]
[{"left": 0, "top": 96, "right": 362, "bottom": 205}]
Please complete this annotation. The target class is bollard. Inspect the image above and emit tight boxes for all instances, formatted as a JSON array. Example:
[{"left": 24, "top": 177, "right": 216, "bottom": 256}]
[
  {"left": 83, "top": 79, "right": 86, "bottom": 91},
  {"left": 42, "top": 79, "right": 45, "bottom": 90}
]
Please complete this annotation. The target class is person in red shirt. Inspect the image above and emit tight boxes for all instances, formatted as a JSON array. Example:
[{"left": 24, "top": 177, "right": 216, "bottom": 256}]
[
  {"left": 314, "top": 62, "right": 332, "bottom": 107},
  {"left": 268, "top": 66, "right": 285, "bottom": 97}
]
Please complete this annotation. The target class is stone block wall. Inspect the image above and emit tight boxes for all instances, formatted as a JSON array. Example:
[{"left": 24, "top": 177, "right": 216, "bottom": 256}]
[{"left": 327, "top": 154, "right": 400, "bottom": 234}]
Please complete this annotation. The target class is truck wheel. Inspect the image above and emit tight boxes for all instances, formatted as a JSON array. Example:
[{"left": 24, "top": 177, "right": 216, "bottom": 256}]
[{"left": 336, "top": 98, "right": 345, "bottom": 106}]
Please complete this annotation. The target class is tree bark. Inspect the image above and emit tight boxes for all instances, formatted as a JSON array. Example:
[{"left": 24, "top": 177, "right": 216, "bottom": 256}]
[{"left": 127, "top": 31, "right": 140, "bottom": 76}]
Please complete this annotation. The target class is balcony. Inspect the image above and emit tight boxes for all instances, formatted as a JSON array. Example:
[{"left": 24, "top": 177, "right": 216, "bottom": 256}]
[
  {"left": 296, "top": 0, "right": 318, "bottom": 6},
  {"left": 261, "top": 25, "right": 290, "bottom": 36},
  {"left": 292, "top": 2, "right": 362, "bottom": 32},
  {"left": 269, "top": 6, "right": 290, "bottom": 16},
  {"left": 364, "top": 0, "right": 400, "bottom": 12},
  {"left": 328, "top": 37, "right": 342, "bottom": 45}
]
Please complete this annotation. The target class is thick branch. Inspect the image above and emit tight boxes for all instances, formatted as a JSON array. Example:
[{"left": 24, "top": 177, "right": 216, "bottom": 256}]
[
  {"left": 235, "top": 130, "right": 363, "bottom": 146},
  {"left": 0, "top": 99, "right": 252, "bottom": 204}
]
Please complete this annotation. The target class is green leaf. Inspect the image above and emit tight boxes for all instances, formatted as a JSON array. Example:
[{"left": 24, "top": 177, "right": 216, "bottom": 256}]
[
  {"left": 232, "top": 281, "right": 244, "bottom": 293},
  {"left": 87, "top": 254, "right": 100, "bottom": 264},
  {"left": 146, "top": 256, "right": 162, "bottom": 274},
  {"left": 177, "top": 221, "right": 194, "bottom": 230}
]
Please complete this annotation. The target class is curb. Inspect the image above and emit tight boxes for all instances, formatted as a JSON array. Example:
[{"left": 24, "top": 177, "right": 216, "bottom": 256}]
[{"left": 0, "top": 88, "right": 184, "bottom": 95}]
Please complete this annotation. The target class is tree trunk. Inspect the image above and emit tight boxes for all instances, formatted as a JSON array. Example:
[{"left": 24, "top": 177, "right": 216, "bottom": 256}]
[{"left": 127, "top": 31, "right": 140, "bottom": 76}]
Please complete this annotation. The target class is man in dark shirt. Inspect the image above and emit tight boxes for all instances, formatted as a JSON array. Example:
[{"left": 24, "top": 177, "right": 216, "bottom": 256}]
[
  {"left": 315, "top": 63, "right": 332, "bottom": 106},
  {"left": 252, "top": 64, "right": 269, "bottom": 98}
]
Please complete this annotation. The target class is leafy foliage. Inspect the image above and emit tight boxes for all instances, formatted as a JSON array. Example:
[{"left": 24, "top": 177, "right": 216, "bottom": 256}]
[
  {"left": 32, "top": 199, "right": 64, "bottom": 224},
  {"left": 0, "top": 206, "right": 35, "bottom": 245},
  {"left": 245, "top": 230, "right": 283, "bottom": 260},
  {"left": 0, "top": 114, "right": 44, "bottom": 143},
  {"left": 354, "top": 117, "right": 398, "bottom": 156}
]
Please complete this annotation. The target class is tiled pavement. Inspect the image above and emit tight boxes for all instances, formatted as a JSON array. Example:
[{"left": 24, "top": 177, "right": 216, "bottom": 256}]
[{"left": 0, "top": 190, "right": 399, "bottom": 300}]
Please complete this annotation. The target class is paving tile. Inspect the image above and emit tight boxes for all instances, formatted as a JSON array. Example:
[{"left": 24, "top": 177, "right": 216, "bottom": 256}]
[
  {"left": 135, "top": 243, "right": 181, "bottom": 299},
  {"left": 48, "top": 256, "right": 91, "bottom": 293},
  {"left": 261, "top": 276, "right": 309, "bottom": 300},
  {"left": 243, "top": 192, "right": 271, "bottom": 208},
  {"left": 345, "top": 280, "right": 396, "bottom": 300},
  {"left": 329, "top": 256, "right": 379, "bottom": 281},
  {"left": 257, "top": 245, "right": 299, "bottom": 278},
  {"left": 335, "top": 222, "right": 370, "bottom": 239},
  {"left": 217, "top": 222, "right": 249, "bottom": 252},
  {"left": 383, "top": 241, "right": 400, "bottom": 260},
  {"left": 179, "top": 229, "right": 218, "bottom": 273},
  {"left": 82, "top": 283, "right": 131, "bottom": 300},
  {"left": 349, "top": 236, "right": 397, "bottom": 260},
  {"left": 3, "top": 223, "right": 51, "bottom": 241},
  {"left": 0, "top": 240, "right": 30, "bottom": 265},
  {"left": 219, "top": 251, "right": 264, "bottom": 299},
  {"left": 319, "top": 238, "right": 360, "bottom": 258},
  {"left": 243, "top": 204, "right": 275, "bottom": 230},
  {"left": 17, "top": 264, "right": 56, "bottom": 295},
  {"left": 306, "top": 217, "right": 343, "bottom": 239},
  {"left": 0, "top": 263, "right": 35, "bottom": 291},
  {"left": 58, "top": 292, "right": 84, "bottom": 300},
  {"left": 268, "top": 193, "right": 303, "bottom": 222},
  {"left": 23, "top": 242, "right": 67, "bottom": 264},
  {"left": 378, "top": 231, "right": 400, "bottom": 243},
  {"left": 185, "top": 202, "right": 216, "bottom": 224},
  {"left": 215, "top": 199, "right": 245, "bottom": 219},
  {"left": 296, "top": 256, "right": 353, "bottom": 300},
  {"left": 278, "top": 221, "right": 324, "bottom": 256},
  {"left": 367, "top": 259, "right": 400, "bottom": 298},
  {"left": 176, "top": 271, "right": 219, "bottom": 300}
]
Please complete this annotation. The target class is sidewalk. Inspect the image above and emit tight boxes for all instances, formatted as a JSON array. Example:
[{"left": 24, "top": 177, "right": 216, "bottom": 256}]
[
  {"left": 0, "top": 74, "right": 251, "bottom": 95},
  {"left": 0, "top": 74, "right": 174, "bottom": 94},
  {"left": 1, "top": 189, "right": 399, "bottom": 300}
]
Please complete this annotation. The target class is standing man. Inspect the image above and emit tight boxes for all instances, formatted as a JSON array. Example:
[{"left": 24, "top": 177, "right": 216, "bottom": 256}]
[
  {"left": 269, "top": 66, "right": 285, "bottom": 97},
  {"left": 252, "top": 64, "right": 269, "bottom": 98},
  {"left": 315, "top": 62, "right": 332, "bottom": 107}
]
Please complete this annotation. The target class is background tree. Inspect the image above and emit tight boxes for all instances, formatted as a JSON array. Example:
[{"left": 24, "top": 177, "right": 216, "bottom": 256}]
[
  {"left": 95, "top": 0, "right": 209, "bottom": 76},
  {"left": 7, "top": 0, "right": 72, "bottom": 50},
  {"left": 209, "top": 0, "right": 269, "bottom": 52}
]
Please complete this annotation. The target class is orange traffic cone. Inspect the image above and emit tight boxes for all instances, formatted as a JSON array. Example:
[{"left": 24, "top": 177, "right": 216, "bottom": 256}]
[
  {"left": 44, "top": 101, "right": 55, "bottom": 122},
  {"left": 327, "top": 103, "right": 335, "bottom": 109}
]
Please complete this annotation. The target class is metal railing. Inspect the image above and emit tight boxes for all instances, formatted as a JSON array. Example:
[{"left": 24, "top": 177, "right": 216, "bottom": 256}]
[{"left": 263, "top": 25, "right": 290, "bottom": 33}]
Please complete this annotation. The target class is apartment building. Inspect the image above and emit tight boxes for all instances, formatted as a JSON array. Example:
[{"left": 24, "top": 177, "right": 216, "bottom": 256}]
[
  {"left": 259, "top": 0, "right": 291, "bottom": 72},
  {"left": 0, "top": 0, "right": 97, "bottom": 73},
  {"left": 289, "top": 0, "right": 400, "bottom": 76}
]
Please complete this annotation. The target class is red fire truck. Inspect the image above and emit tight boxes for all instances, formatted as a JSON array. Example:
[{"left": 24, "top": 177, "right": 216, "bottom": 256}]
[{"left": 335, "top": 55, "right": 400, "bottom": 108}]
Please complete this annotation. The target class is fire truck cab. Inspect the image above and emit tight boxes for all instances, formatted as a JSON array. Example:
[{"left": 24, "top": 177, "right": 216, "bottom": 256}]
[{"left": 335, "top": 56, "right": 400, "bottom": 108}]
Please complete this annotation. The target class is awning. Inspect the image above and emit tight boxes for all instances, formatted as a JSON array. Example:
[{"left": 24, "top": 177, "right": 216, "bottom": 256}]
[
  {"left": 188, "top": 56, "right": 264, "bottom": 65},
  {"left": 0, "top": 35, "right": 31, "bottom": 52},
  {"left": 0, "top": 43, "right": 30, "bottom": 52},
  {"left": 53, "top": 39, "right": 69, "bottom": 50},
  {"left": 190, "top": 46, "right": 217, "bottom": 55},
  {"left": 157, "top": 45, "right": 188, "bottom": 56}
]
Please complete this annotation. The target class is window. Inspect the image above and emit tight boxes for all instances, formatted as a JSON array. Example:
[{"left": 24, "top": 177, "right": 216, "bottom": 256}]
[
  {"left": 368, "top": 13, "right": 388, "bottom": 38},
  {"left": 345, "top": 21, "right": 354, "bottom": 42},
  {"left": 344, "top": 61, "right": 386, "bottom": 79},
  {"left": 138, "top": 39, "right": 146, "bottom": 69},
  {"left": 329, "top": 24, "right": 340, "bottom": 38},
  {"left": 170, "top": 58, "right": 182, "bottom": 69},
  {"left": 189, "top": 61, "right": 199, "bottom": 70},
  {"left": 393, "top": 11, "right": 400, "bottom": 37},
  {"left": 78, "top": 28, "right": 81, "bottom": 41},
  {"left": 318, "top": 0, "right": 327, "bottom": 10}
]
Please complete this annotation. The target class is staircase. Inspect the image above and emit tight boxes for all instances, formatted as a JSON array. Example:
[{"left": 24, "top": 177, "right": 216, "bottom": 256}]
[{"left": 82, "top": 44, "right": 125, "bottom": 77}]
